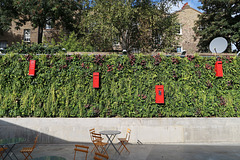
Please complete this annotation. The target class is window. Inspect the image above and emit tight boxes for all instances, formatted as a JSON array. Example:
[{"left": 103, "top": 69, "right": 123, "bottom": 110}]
[
  {"left": 154, "top": 33, "right": 162, "bottom": 45},
  {"left": 0, "top": 41, "right": 7, "bottom": 49},
  {"left": 132, "top": 48, "right": 140, "bottom": 54},
  {"left": 24, "top": 29, "right": 31, "bottom": 42},
  {"left": 45, "top": 18, "right": 52, "bottom": 29},
  {"left": 176, "top": 46, "right": 182, "bottom": 53},
  {"left": 198, "top": 25, "right": 205, "bottom": 31},
  {"left": 113, "top": 36, "right": 120, "bottom": 47},
  {"left": 177, "top": 24, "right": 182, "bottom": 35}
]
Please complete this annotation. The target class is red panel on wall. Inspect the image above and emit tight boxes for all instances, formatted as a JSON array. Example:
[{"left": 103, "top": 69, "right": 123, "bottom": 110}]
[
  {"left": 215, "top": 61, "right": 223, "bottom": 77},
  {"left": 155, "top": 85, "right": 164, "bottom": 104},
  {"left": 28, "top": 60, "right": 36, "bottom": 76},
  {"left": 93, "top": 72, "right": 100, "bottom": 88}
]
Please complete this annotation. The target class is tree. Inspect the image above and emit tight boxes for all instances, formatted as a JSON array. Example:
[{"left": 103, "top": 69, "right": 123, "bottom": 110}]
[
  {"left": 0, "top": 0, "right": 18, "bottom": 34},
  {"left": 80, "top": 0, "right": 182, "bottom": 52},
  {"left": 13, "top": 0, "right": 84, "bottom": 43},
  {"left": 194, "top": 0, "right": 240, "bottom": 52}
]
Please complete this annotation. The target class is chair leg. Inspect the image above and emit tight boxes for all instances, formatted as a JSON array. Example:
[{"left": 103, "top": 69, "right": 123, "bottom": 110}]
[
  {"left": 100, "top": 146, "right": 108, "bottom": 156},
  {"left": 91, "top": 146, "right": 98, "bottom": 153},
  {"left": 119, "top": 141, "right": 130, "bottom": 153},
  {"left": 74, "top": 150, "right": 76, "bottom": 160},
  {"left": 118, "top": 143, "right": 123, "bottom": 153},
  {"left": 22, "top": 152, "right": 32, "bottom": 160},
  {"left": 122, "top": 143, "right": 130, "bottom": 153},
  {"left": 85, "top": 152, "right": 88, "bottom": 160}
]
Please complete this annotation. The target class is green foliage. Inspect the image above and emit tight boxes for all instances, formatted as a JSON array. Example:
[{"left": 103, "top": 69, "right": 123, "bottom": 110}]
[
  {"left": 79, "top": 0, "right": 181, "bottom": 52},
  {"left": 194, "top": 0, "right": 240, "bottom": 52},
  {"left": 5, "top": 42, "right": 65, "bottom": 54},
  {"left": 0, "top": 0, "right": 17, "bottom": 34},
  {"left": 58, "top": 32, "right": 94, "bottom": 52},
  {"left": 0, "top": 54, "right": 239, "bottom": 118},
  {"left": 12, "top": 0, "right": 83, "bottom": 43}
]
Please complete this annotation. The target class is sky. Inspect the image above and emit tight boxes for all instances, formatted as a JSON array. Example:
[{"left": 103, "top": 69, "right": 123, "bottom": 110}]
[{"left": 171, "top": 0, "right": 202, "bottom": 12}]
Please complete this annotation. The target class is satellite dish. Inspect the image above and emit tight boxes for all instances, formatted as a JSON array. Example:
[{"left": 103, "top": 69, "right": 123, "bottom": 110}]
[{"left": 209, "top": 37, "right": 228, "bottom": 53}]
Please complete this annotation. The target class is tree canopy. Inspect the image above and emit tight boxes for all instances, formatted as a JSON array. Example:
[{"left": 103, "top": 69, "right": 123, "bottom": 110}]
[
  {"left": 78, "top": 0, "right": 182, "bottom": 52},
  {"left": 0, "top": 0, "right": 17, "bottom": 34},
  {"left": 194, "top": 0, "right": 240, "bottom": 52},
  {"left": 1, "top": 0, "right": 83, "bottom": 43},
  {"left": 1, "top": 0, "right": 183, "bottom": 52}
]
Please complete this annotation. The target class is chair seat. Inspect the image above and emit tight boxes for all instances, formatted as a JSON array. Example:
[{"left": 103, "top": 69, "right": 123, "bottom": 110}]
[
  {"left": 94, "top": 141, "right": 108, "bottom": 146},
  {"left": 118, "top": 138, "right": 127, "bottom": 142},
  {"left": 21, "top": 147, "right": 34, "bottom": 152},
  {"left": 0, "top": 147, "right": 8, "bottom": 151}
]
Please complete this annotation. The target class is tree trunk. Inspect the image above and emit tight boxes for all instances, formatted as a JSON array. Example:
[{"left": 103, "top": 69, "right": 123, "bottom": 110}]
[{"left": 38, "top": 26, "right": 44, "bottom": 44}]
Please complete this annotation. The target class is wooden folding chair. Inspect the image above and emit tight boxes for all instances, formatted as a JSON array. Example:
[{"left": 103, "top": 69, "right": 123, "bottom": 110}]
[
  {"left": 92, "top": 133, "right": 108, "bottom": 156},
  {"left": 74, "top": 144, "right": 89, "bottom": 160},
  {"left": 20, "top": 135, "right": 39, "bottom": 160},
  {"left": 118, "top": 128, "right": 131, "bottom": 153},
  {"left": 94, "top": 152, "right": 109, "bottom": 160},
  {"left": 0, "top": 147, "right": 8, "bottom": 159},
  {"left": 90, "top": 128, "right": 104, "bottom": 153}
]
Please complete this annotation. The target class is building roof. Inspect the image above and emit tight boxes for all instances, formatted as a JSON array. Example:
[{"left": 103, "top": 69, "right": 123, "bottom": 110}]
[{"left": 176, "top": 3, "right": 202, "bottom": 14}]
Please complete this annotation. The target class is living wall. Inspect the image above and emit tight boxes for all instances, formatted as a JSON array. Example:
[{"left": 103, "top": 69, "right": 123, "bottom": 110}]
[{"left": 0, "top": 53, "right": 240, "bottom": 117}]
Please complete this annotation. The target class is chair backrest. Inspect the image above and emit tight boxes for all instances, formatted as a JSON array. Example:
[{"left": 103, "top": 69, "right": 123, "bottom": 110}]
[
  {"left": 92, "top": 132, "right": 103, "bottom": 142},
  {"left": 74, "top": 145, "right": 89, "bottom": 153},
  {"left": 74, "top": 145, "right": 89, "bottom": 160},
  {"left": 94, "top": 152, "right": 109, "bottom": 160},
  {"left": 33, "top": 135, "right": 39, "bottom": 149},
  {"left": 89, "top": 128, "right": 95, "bottom": 142},
  {"left": 125, "top": 128, "right": 131, "bottom": 142}
]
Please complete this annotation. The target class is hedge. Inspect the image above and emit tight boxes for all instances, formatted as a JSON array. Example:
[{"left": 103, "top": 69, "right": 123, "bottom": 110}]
[{"left": 0, "top": 53, "right": 240, "bottom": 117}]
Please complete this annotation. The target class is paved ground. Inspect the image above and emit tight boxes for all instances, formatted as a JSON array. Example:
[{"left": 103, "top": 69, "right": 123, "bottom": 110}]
[{"left": 5, "top": 143, "right": 240, "bottom": 160}]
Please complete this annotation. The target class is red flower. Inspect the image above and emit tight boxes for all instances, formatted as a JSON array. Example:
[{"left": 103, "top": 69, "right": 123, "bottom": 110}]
[
  {"left": 81, "top": 63, "right": 85, "bottom": 68},
  {"left": 205, "top": 64, "right": 212, "bottom": 70},
  {"left": 172, "top": 58, "right": 179, "bottom": 64},
  {"left": 153, "top": 54, "right": 162, "bottom": 65}
]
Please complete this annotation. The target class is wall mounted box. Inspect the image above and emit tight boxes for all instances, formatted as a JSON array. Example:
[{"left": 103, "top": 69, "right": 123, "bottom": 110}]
[
  {"left": 155, "top": 85, "right": 164, "bottom": 104},
  {"left": 215, "top": 61, "right": 223, "bottom": 77},
  {"left": 93, "top": 72, "right": 100, "bottom": 88},
  {"left": 28, "top": 60, "right": 36, "bottom": 76}
]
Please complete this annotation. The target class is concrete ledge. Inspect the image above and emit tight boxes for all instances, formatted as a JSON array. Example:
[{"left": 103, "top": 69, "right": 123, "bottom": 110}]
[{"left": 1, "top": 118, "right": 240, "bottom": 144}]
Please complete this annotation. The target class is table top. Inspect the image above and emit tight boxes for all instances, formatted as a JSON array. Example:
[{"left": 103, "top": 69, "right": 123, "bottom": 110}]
[
  {"left": 0, "top": 137, "right": 25, "bottom": 145},
  {"left": 99, "top": 130, "right": 121, "bottom": 135},
  {"left": 33, "top": 156, "right": 66, "bottom": 160}
]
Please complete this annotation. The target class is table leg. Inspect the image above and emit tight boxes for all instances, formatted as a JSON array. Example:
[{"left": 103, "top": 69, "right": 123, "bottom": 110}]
[
  {"left": 105, "top": 135, "right": 120, "bottom": 155},
  {"left": 3, "top": 144, "right": 18, "bottom": 160}
]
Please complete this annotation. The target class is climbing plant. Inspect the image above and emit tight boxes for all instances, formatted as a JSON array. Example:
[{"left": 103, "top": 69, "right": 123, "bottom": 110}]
[{"left": 0, "top": 53, "right": 239, "bottom": 117}]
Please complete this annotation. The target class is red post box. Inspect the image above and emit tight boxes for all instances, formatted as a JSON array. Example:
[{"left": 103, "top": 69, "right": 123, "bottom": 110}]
[
  {"left": 215, "top": 61, "right": 223, "bottom": 77},
  {"left": 28, "top": 60, "right": 36, "bottom": 76},
  {"left": 155, "top": 85, "right": 164, "bottom": 104},
  {"left": 93, "top": 72, "right": 100, "bottom": 88}
]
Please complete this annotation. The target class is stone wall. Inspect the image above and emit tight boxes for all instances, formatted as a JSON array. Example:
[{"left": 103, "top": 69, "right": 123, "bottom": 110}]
[
  {"left": 176, "top": 6, "right": 201, "bottom": 54},
  {"left": 1, "top": 118, "right": 240, "bottom": 144}
]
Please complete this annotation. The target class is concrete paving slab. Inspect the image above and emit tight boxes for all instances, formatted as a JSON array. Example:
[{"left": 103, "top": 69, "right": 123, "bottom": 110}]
[{"left": 6, "top": 143, "right": 240, "bottom": 160}]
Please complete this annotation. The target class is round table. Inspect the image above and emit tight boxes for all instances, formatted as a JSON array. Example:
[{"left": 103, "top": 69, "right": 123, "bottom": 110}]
[
  {"left": 33, "top": 156, "right": 66, "bottom": 160},
  {"left": 0, "top": 137, "right": 25, "bottom": 160},
  {"left": 99, "top": 130, "right": 121, "bottom": 154}
]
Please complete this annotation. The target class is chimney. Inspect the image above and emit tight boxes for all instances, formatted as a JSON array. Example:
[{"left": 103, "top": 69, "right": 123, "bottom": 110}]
[{"left": 181, "top": 2, "right": 190, "bottom": 10}]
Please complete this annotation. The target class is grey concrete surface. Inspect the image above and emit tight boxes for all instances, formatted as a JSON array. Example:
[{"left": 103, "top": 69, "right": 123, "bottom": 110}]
[
  {"left": 2, "top": 118, "right": 240, "bottom": 144},
  {"left": 7, "top": 143, "right": 240, "bottom": 160}
]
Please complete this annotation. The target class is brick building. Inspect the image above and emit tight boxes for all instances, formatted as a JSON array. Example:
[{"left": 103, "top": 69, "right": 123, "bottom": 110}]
[
  {"left": 0, "top": 21, "right": 56, "bottom": 50},
  {"left": 0, "top": 21, "right": 37, "bottom": 49},
  {"left": 176, "top": 3, "right": 202, "bottom": 54}
]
